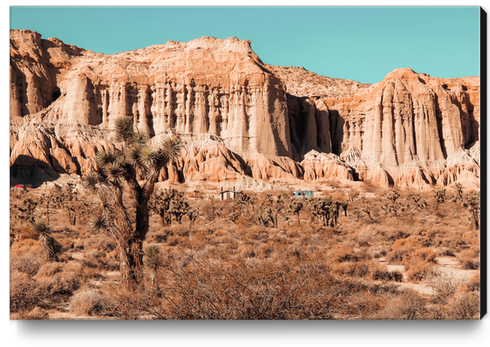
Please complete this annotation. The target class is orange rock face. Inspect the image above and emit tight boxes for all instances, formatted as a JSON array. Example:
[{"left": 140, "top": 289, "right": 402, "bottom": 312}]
[{"left": 10, "top": 30, "right": 480, "bottom": 190}]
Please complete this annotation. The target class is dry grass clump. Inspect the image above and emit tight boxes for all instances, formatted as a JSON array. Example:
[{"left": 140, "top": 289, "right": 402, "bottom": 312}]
[
  {"left": 11, "top": 307, "right": 50, "bottom": 320},
  {"left": 10, "top": 252, "right": 42, "bottom": 276},
  {"left": 68, "top": 289, "right": 115, "bottom": 317},
  {"left": 370, "top": 289, "right": 427, "bottom": 320},
  {"left": 458, "top": 249, "right": 479, "bottom": 270}
]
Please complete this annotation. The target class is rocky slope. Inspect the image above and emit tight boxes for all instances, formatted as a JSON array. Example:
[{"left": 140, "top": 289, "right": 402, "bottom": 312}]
[{"left": 10, "top": 29, "right": 480, "bottom": 190}]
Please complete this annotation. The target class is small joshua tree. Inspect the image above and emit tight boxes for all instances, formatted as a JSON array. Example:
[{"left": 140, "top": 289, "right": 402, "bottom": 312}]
[
  {"left": 143, "top": 245, "right": 161, "bottom": 288},
  {"left": 450, "top": 183, "right": 464, "bottom": 203},
  {"left": 287, "top": 199, "right": 303, "bottom": 226},
  {"left": 187, "top": 208, "right": 199, "bottom": 227},
  {"left": 409, "top": 193, "right": 428, "bottom": 212},
  {"left": 149, "top": 189, "right": 181, "bottom": 227},
  {"left": 432, "top": 188, "right": 446, "bottom": 211},
  {"left": 13, "top": 197, "right": 38, "bottom": 223},
  {"left": 31, "top": 220, "right": 59, "bottom": 263},
  {"left": 462, "top": 191, "right": 480, "bottom": 230},
  {"left": 169, "top": 192, "right": 189, "bottom": 224}
]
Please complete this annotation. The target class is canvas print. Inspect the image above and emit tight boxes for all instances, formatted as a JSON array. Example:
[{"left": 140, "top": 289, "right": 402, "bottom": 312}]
[{"left": 9, "top": 6, "right": 482, "bottom": 320}]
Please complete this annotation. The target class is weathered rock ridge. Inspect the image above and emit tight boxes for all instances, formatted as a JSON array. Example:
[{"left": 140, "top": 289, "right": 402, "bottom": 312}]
[{"left": 10, "top": 29, "right": 480, "bottom": 190}]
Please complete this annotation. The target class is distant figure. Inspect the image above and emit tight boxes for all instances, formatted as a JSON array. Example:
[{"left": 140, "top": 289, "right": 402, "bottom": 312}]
[{"left": 273, "top": 180, "right": 275, "bottom": 184}]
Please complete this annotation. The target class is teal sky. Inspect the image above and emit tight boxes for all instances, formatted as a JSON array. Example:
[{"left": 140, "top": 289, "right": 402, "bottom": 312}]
[{"left": 10, "top": 6, "right": 481, "bottom": 84}]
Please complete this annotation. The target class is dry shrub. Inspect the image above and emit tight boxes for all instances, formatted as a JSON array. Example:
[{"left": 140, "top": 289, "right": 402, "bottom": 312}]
[
  {"left": 35, "top": 270, "right": 80, "bottom": 298},
  {"left": 12, "top": 225, "right": 40, "bottom": 242},
  {"left": 458, "top": 249, "right": 479, "bottom": 270},
  {"left": 425, "top": 267, "right": 467, "bottom": 301},
  {"left": 11, "top": 307, "right": 49, "bottom": 320},
  {"left": 332, "top": 246, "right": 371, "bottom": 263},
  {"left": 464, "top": 273, "right": 480, "bottom": 292},
  {"left": 82, "top": 249, "right": 108, "bottom": 269},
  {"left": 36, "top": 262, "right": 63, "bottom": 277},
  {"left": 158, "top": 253, "right": 377, "bottom": 319},
  {"left": 10, "top": 238, "right": 42, "bottom": 256},
  {"left": 370, "top": 289, "right": 427, "bottom": 319},
  {"left": 84, "top": 235, "right": 115, "bottom": 253},
  {"left": 10, "top": 252, "right": 42, "bottom": 276},
  {"left": 405, "top": 262, "right": 436, "bottom": 283},
  {"left": 30, "top": 262, "right": 83, "bottom": 308},
  {"left": 371, "top": 264, "right": 403, "bottom": 282},
  {"left": 438, "top": 247, "right": 456, "bottom": 257},
  {"left": 446, "top": 291, "right": 480, "bottom": 319},
  {"left": 68, "top": 289, "right": 114, "bottom": 316},
  {"left": 257, "top": 243, "right": 274, "bottom": 259},
  {"left": 411, "top": 247, "right": 436, "bottom": 263},
  {"left": 10, "top": 272, "right": 40, "bottom": 313}
]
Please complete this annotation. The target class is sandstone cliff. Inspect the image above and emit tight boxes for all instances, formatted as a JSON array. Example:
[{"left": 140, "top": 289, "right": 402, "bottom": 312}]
[{"left": 10, "top": 30, "right": 480, "bottom": 190}]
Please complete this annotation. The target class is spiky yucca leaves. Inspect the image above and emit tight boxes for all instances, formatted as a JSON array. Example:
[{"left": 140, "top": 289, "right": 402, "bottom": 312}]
[
  {"left": 31, "top": 220, "right": 59, "bottom": 263},
  {"left": 88, "top": 214, "right": 106, "bottom": 231},
  {"left": 114, "top": 116, "right": 136, "bottom": 143},
  {"left": 83, "top": 171, "right": 100, "bottom": 190},
  {"left": 95, "top": 150, "right": 118, "bottom": 167},
  {"left": 160, "top": 136, "right": 183, "bottom": 164}
]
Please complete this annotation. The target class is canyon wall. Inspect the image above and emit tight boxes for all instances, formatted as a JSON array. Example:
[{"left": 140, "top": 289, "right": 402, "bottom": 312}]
[{"left": 10, "top": 30, "right": 480, "bottom": 190}]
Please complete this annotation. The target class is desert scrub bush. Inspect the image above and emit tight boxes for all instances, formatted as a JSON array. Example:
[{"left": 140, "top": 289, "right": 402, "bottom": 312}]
[
  {"left": 11, "top": 307, "right": 49, "bottom": 320},
  {"left": 370, "top": 289, "right": 427, "bottom": 320},
  {"left": 35, "top": 262, "right": 64, "bottom": 277},
  {"left": 10, "top": 272, "right": 41, "bottom": 313},
  {"left": 158, "top": 254, "right": 371, "bottom": 319},
  {"left": 10, "top": 238, "right": 42, "bottom": 256},
  {"left": 68, "top": 289, "right": 114, "bottom": 316},
  {"left": 371, "top": 264, "right": 403, "bottom": 282},
  {"left": 425, "top": 267, "right": 467, "bottom": 302},
  {"left": 446, "top": 291, "right": 480, "bottom": 319},
  {"left": 10, "top": 252, "right": 42, "bottom": 277},
  {"left": 458, "top": 249, "right": 479, "bottom": 270}
]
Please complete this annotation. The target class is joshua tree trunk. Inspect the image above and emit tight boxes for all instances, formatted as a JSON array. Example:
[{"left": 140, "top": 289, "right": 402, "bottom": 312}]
[
  {"left": 471, "top": 210, "right": 479, "bottom": 230},
  {"left": 119, "top": 239, "right": 143, "bottom": 289}
]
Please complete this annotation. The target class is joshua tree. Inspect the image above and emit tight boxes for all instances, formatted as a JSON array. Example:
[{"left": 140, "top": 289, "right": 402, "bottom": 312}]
[
  {"left": 340, "top": 200, "right": 349, "bottom": 217},
  {"left": 432, "top": 188, "right": 446, "bottom": 211},
  {"left": 143, "top": 244, "right": 161, "bottom": 288},
  {"left": 61, "top": 183, "right": 79, "bottom": 226},
  {"left": 236, "top": 192, "right": 257, "bottom": 215},
  {"left": 169, "top": 192, "right": 190, "bottom": 224},
  {"left": 307, "top": 196, "right": 340, "bottom": 227},
  {"left": 450, "top": 183, "right": 464, "bottom": 203},
  {"left": 359, "top": 197, "right": 374, "bottom": 223},
  {"left": 257, "top": 193, "right": 287, "bottom": 228},
  {"left": 287, "top": 199, "right": 303, "bottom": 226},
  {"left": 13, "top": 197, "right": 38, "bottom": 223},
  {"left": 31, "top": 220, "right": 59, "bottom": 263},
  {"left": 84, "top": 116, "right": 182, "bottom": 289},
  {"left": 149, "top": 188, "right": 181, "bottom": 227},
  {"left": 39, "top": 185, "right": 64, "bottom": 223},
  {"left": 409, "top": 193, "right": 428, "bottom": 212},
  {"left": 187, "top": 208, "right": 199, "bottom": 227},
  {"left": 462, "top": 191, "right": 480, "bottom": 230}
]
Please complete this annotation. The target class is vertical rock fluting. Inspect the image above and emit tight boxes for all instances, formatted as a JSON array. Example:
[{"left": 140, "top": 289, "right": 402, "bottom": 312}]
[{"left": 324, "top": 68, "right": 480, "bottom": 188}]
